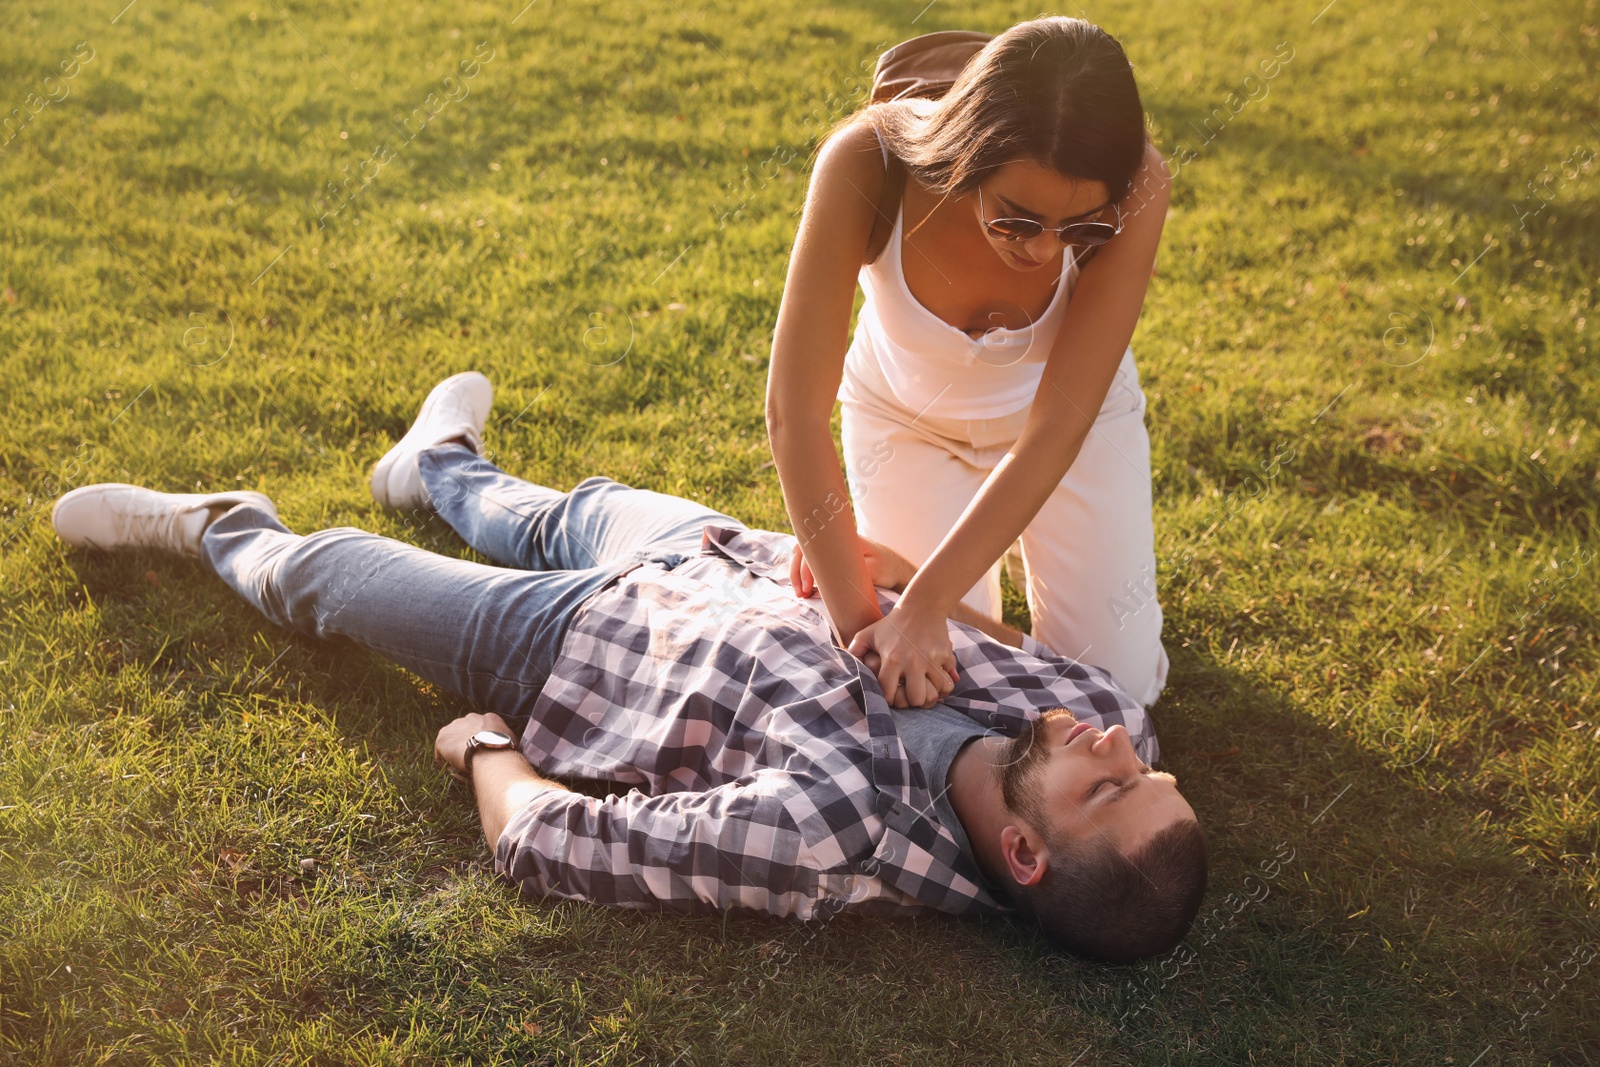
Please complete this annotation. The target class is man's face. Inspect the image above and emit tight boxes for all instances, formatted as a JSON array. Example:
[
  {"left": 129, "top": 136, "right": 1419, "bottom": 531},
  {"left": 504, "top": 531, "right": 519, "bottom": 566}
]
[{"left": 996, "top": 708, "right": 1195, "bottom": 861}]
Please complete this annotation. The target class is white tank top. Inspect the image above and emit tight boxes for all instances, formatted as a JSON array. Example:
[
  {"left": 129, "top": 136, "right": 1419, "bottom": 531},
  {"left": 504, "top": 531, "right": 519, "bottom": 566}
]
[{"left": 841, "top": 119, "right": 1080, "bottom": 420}]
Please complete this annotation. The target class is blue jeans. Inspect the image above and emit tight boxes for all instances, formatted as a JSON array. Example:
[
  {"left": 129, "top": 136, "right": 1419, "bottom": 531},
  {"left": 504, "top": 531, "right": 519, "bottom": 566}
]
[{"left": 200, "top": 444, "right": 744, "bottom": 716}]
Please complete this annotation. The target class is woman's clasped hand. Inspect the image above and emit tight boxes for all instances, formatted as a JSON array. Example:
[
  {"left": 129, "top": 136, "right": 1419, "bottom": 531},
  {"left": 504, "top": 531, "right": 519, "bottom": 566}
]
[{"left": 790, "top": 536, "right": 959, "bottom": 709}]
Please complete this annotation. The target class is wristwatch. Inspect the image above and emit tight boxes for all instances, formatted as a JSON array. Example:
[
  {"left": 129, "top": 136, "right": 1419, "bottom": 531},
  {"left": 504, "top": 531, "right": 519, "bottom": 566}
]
[{"left": 463, "top": 729, "right": 517, "bottom": 782}]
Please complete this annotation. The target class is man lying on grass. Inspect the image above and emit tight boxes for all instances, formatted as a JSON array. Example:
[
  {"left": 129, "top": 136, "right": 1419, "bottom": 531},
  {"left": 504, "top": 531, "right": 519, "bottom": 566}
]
[{"left": 51, "top": 372, "right": 1207, "bottom": 964}]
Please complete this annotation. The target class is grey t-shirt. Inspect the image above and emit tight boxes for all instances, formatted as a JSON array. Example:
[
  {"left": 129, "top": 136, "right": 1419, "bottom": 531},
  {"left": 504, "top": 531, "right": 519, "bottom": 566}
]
[{"left": 888, "top": 703, "right": 997, "bottom": 881}]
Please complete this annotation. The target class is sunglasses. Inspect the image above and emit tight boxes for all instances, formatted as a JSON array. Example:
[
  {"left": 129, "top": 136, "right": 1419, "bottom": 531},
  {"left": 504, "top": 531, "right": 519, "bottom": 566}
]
[{"left": 978, "top": 186, "right": 1123, "bottom": 247}]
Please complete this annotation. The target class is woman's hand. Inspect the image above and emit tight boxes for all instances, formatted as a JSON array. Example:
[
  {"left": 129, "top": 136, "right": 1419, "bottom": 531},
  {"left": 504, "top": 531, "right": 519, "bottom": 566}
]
[
  {"left": 847, "top": 601, "right": 959, "bottom": 708},
  {"left": 793, "top": 535, "right": 954, "bottom": 706},
  {"left": 791, "top": 534, "right": 916, "bottom": 598}
]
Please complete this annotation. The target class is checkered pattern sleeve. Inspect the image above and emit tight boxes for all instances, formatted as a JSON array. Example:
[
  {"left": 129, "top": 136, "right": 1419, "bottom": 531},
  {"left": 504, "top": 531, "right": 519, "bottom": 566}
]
[{"left": 493, "top": 770, "right": 847, "bottom": 919}]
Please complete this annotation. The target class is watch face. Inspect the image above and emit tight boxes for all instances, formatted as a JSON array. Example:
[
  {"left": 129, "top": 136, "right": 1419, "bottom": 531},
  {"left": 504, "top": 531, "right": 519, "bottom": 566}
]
[{"left": 471, "top": 730, "right": 514, "bottom": 747}]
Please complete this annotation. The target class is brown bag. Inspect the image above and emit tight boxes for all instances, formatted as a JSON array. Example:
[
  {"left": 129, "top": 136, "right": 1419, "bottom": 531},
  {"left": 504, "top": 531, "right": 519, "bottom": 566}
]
[
  {"left": 870, "top": 30, "right": 993, "bottom": 104},
  {"left": 864, "top": 31, "right": 992, "bottom": 264}
]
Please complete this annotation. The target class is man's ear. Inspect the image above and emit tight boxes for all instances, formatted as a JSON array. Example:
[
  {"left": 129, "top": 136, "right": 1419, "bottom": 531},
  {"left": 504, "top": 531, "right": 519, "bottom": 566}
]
[{"left": 999, "top": 823, "right": 1050, "bottom": 887}]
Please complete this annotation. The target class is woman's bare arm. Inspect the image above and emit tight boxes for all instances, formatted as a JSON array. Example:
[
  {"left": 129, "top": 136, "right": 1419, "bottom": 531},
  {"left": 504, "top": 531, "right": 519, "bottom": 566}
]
[{"left": 765, "top": 122, "right": 900, "bottom": 646}]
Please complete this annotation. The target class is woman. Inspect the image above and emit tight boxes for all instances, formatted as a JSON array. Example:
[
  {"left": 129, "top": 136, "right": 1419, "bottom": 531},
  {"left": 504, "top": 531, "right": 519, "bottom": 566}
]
[{"left": 765, "top": 17, "right": 1171, "bottom": 709}]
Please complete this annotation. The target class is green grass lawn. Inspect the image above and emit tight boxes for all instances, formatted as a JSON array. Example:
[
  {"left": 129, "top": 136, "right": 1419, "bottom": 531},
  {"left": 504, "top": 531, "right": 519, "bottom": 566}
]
[{"left": 2, "top": 0, "right": 1597, "bottom": 1062}]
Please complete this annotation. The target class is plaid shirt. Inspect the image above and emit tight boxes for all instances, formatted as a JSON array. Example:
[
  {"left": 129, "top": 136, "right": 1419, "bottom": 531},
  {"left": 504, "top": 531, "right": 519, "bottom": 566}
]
[{"left": 495, "top": 524, "right": 1159, "bottom": 921}]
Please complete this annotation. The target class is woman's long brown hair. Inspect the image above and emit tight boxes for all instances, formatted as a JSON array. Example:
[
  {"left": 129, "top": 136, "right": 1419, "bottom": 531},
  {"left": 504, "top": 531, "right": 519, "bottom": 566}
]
[{"left": 828, "top": 17, "right": 1148, "bottom": 227}]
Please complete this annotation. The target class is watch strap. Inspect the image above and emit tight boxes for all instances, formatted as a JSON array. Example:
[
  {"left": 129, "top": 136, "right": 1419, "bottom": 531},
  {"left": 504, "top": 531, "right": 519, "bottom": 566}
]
[{"left": 463, "top": 730, "right": 516, "bottom": 783}]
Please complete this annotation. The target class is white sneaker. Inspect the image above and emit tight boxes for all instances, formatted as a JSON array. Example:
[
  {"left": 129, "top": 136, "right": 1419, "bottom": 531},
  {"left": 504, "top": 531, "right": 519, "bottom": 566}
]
[
  {"left": 370, "top": 371, "right": 494, "bottom": 510},
  {"left": 51, "top": 484, "right": 278, "bottom": 559}
]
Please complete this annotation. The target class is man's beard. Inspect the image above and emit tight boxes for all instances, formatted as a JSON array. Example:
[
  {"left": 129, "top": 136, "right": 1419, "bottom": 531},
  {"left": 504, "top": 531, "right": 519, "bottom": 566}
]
[{"left": 996, "top": 707, "right": 1075, "bottom": 828}]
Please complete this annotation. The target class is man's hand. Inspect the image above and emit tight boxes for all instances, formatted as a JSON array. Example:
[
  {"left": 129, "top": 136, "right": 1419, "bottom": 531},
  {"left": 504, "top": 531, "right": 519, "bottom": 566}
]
[
  {"left": 435, "top": 711, "right": 516, "bottom": 780},
  {"left": 436, "top": 711, "right": 566, "bottom": 855},
  {"left": 791, "top": 534, "right": 916, "bottom": 598},
  {"left": 848, "top": 602, "right": 959, "bottom": 709}
]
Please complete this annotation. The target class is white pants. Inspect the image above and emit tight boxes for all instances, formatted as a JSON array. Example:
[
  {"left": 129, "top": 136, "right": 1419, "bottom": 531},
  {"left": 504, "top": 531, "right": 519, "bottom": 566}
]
[{"left": 839, "top": 346, "right": 1169, "bottom": 706}]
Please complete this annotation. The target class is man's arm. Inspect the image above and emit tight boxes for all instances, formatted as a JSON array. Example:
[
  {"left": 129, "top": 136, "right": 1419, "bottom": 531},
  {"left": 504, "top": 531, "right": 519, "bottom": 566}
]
[
  {"left": 433, "top": 713, "right": 831, "bottom": 917},
  {"left": 435, "top": 712, "right": 567, "bottom": 853}
]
